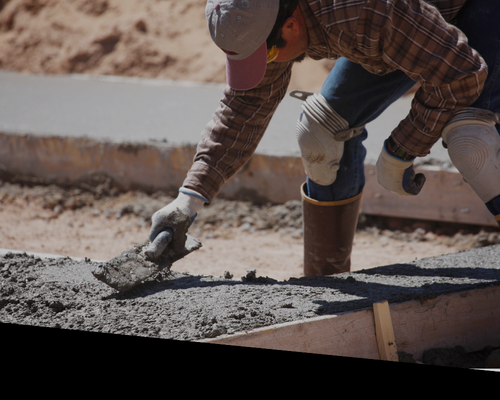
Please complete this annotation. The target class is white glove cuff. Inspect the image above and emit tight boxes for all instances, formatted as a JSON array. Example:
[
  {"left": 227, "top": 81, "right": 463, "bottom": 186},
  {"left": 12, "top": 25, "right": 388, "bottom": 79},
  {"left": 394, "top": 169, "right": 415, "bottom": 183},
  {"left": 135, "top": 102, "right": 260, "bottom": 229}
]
[
  {"left": 376, "top": 146, "right": 414, "bottom": 196},
  {"left": 175, "top": 191, "right": 206, "bottom": 218}
]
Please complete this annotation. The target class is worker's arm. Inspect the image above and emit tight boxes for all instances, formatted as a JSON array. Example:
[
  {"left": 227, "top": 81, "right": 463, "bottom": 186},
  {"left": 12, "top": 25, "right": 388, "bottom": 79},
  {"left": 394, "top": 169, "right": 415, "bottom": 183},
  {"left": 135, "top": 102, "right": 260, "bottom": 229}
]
[
  {"left": 146, "top": 61, "right": 292, "bottom": 259},
  {"left": 366, "top": 0, "right": 487, "bottom": 196},
  {"left": 372, "top": 0, "right": 487, "bottom": 158},
  {"left": 182, "top": 60, "right": 293, "bottom": 204}
]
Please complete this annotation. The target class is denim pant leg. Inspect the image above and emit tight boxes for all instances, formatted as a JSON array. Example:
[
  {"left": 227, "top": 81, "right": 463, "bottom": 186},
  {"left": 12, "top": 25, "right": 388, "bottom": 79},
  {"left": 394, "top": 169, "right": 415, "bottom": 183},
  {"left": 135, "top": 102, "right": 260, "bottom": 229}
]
[
  {"left": 306, "top": 58, "right": 416, "bottom": 202},
  {"left": 454, "top": 0, "right": 500, "bottom": 216},
  {"left": 455, "top": 0, "right": 500, "bottom": 120}
]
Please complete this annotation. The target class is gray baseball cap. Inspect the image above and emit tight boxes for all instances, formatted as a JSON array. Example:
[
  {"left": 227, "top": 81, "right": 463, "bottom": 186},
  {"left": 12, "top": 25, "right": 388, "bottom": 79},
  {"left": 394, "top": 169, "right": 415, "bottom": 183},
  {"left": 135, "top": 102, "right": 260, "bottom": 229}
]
[{"left": 206, "top": 0, "right": 280, "bottom": 90}]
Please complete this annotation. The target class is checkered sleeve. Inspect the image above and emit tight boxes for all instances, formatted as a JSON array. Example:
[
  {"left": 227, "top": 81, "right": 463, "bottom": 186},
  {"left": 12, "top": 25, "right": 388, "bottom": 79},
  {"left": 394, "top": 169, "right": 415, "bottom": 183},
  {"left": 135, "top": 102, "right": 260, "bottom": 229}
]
[
  {"left": 182, "top": 61, "right": 292, "bottom": 203},
  {"left": 358, "top": 0, "right": 488, "bottom": 156}
]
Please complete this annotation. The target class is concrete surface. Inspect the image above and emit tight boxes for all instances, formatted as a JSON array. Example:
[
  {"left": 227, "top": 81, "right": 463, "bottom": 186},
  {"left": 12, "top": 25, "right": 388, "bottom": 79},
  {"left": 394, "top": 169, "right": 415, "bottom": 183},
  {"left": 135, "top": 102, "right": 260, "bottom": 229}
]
[
  {"left": 0, "top": 70, "right": 449, "bottom": 162},
  {"left": 2, "top": 70, "right": 496, "bottom": 226},
  {"left": 1, "top": 243, "right": 500, "bottom": 360}
]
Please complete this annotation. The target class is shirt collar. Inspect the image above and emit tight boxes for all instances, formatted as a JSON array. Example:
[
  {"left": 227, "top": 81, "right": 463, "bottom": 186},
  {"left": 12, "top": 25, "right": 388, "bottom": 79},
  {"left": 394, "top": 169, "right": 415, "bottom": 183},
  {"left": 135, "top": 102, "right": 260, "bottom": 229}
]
[{"left": 299, "top": 0, "right": 331, "bottom": 56}]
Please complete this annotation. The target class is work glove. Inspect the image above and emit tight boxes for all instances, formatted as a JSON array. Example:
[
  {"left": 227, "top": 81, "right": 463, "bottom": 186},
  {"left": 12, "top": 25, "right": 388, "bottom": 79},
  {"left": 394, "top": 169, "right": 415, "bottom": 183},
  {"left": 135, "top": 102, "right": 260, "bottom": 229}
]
[
  {"left": 147, "top": 189, "right": 206, "bottom": 260},
  {"left": 376, "top": 138, "right": 426, "bottom": 196}
]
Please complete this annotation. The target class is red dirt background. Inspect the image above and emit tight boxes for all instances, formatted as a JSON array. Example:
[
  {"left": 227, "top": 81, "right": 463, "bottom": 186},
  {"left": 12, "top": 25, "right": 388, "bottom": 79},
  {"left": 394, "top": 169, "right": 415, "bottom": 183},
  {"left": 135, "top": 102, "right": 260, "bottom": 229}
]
[{"left": 0, "top": 0, "right": 334, "bottom": 91}]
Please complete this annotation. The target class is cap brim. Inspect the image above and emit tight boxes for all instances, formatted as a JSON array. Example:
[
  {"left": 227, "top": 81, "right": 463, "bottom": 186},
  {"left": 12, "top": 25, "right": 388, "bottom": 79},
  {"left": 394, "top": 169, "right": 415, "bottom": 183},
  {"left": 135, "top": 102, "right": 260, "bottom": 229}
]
[{"left": 225, "top": 42, "right": 268, "bottom": 91}]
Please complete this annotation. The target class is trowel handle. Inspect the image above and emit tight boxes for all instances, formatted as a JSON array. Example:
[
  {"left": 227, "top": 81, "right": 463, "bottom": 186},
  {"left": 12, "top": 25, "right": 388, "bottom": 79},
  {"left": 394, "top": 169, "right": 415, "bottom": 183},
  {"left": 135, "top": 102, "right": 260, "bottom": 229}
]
[{"left": 145, "top": 228, "right": 173, "bottom": 260}]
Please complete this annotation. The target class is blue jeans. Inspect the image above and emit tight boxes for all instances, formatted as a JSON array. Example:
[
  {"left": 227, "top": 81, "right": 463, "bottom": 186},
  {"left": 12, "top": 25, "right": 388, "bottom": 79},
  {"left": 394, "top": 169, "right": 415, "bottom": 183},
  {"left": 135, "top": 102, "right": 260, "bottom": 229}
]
[{"left": 306, "top": 0, "right": 500, "bottom": 204}]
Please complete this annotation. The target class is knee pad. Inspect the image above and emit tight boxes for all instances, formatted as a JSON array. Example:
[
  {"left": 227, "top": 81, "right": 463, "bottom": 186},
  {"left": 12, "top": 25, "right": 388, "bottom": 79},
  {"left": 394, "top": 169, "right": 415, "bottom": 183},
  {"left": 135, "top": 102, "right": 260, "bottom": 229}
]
[
  {"left": 292, "top": 91, "right": 365, "bottom": 186},
  {"left": 442, "top": 108, "right": 500, "bottom": 203}
]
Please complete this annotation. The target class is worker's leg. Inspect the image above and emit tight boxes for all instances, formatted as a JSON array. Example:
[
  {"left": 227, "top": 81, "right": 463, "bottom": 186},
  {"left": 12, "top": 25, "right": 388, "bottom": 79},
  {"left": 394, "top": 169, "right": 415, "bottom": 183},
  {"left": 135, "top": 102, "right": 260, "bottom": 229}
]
[
  {"left": 301, "top": 182, "right": 362, "bottom": 276},
  {"left": 456, "top": 0, "right": 500, "bottom": 116},
  {"left": 301, "top": 58, "right": 416, "bottom": 276},
  {"left": 449, "top": 0, "right": 500, "bottom": 223},
  {"left": 302, "top": 0, "right": 500, "bottom": 276},
  {"left": 307, "top": 58, "right": 417, "bottom": 202}
]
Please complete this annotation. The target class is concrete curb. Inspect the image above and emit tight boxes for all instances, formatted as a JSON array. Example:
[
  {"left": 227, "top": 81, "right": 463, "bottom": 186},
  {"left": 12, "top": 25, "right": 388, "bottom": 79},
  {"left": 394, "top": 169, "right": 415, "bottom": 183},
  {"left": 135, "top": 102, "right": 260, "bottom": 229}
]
[
  {"left": 0, "top": 130, "right": 497, "bottom": 227},
  {"left": 0, "top": 248, "right": 103, "bottom": 262}
]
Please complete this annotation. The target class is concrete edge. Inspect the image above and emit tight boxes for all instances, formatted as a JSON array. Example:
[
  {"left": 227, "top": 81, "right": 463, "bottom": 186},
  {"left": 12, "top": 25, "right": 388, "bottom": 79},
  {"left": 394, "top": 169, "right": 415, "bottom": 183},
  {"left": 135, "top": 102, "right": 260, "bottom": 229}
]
[
  {"left": 201, "top": 284, "right": 500, "bottom": 362},
  {"left": 0, "top": 248, "right": 103, "bottom": 262},
  {"left": 0, "top": 131, "right": 498, "bottom": 227},
  {"left": 67, "top": 72, "right": 228, "bottom": 89}
]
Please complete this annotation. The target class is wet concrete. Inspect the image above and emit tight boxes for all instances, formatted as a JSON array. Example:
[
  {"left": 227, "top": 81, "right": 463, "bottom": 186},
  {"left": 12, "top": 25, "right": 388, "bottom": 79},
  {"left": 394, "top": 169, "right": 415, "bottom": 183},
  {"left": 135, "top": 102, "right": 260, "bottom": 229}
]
[{"left": 1, "top": 244, "right": 499, "bottom": 345}]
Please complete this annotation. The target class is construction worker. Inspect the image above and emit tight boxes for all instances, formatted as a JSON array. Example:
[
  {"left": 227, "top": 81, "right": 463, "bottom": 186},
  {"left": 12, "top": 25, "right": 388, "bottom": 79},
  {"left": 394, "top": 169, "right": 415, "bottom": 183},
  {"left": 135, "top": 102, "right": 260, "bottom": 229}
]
[{"left": 149, "top": 0, "right": 500, "bottom": 277}]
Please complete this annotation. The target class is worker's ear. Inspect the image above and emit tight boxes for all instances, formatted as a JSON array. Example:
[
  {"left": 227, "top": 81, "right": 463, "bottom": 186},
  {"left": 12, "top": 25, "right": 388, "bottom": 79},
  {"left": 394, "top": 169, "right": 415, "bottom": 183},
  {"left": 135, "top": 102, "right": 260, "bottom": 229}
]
[{"left": 281, "top": 17, "right": 301, "bottom": 41}]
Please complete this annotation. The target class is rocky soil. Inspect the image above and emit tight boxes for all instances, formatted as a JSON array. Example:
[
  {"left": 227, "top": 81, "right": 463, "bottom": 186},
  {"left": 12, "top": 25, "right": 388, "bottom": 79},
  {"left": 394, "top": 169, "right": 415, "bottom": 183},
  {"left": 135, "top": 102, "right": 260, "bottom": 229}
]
[{"left": 2, "top": 179, "right": 500, "bottom": 263}]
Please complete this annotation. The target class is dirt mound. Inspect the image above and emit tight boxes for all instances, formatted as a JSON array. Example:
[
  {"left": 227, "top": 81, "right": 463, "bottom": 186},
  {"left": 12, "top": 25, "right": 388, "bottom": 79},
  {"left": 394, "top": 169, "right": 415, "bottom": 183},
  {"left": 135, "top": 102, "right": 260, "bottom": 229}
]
[{"left": 0, "top": 0, "right": 332, "bottom": 90}]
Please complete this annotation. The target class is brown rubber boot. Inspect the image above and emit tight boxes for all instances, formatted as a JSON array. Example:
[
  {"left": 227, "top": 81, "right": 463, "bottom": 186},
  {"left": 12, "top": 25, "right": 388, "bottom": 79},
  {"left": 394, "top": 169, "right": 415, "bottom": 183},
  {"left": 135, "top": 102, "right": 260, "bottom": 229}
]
[{"left": 301, "top": 182, "right": 362, "bottom": 277}]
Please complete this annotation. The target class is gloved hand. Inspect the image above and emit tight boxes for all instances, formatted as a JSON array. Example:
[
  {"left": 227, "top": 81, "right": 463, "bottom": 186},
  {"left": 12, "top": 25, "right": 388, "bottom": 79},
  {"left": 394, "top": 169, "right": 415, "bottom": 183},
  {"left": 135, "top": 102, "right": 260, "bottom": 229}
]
[
  {"left": 147, "top": 189, "right": 206, "bottom": 260},
  {"left": 376, "top": 138, "right": 426, "bottom": 196}
]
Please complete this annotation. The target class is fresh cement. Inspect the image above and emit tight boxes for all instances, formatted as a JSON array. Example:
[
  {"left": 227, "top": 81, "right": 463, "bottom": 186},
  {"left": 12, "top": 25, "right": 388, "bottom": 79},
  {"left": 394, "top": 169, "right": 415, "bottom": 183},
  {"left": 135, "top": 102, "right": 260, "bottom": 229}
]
[{"left": 1, "top": 245, "right": 500, "bottom": 366}]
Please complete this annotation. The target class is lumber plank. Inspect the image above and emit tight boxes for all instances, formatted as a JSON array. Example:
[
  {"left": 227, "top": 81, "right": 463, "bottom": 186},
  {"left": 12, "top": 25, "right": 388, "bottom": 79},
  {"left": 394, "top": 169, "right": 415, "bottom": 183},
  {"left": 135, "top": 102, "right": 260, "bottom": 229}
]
[
  {"left": 202, "top": 311, "right": 381, "bottom": 360},
  {"left": 373, "top": 301, "right": 398, "bottom": 362},
  {"left": 1, "top": 131, "right": 497, "bottom": 226},
  {"left": 389, "top": 285, "right": 500, "bottom": 360},
  {"left": 363, "top": 165, "right": 497, "bottom": 226}
]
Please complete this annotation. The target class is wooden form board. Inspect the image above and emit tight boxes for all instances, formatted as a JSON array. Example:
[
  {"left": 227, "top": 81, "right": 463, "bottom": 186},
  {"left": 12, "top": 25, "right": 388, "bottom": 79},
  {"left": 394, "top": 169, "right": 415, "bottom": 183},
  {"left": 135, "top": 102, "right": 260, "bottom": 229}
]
[
  {"left": 201, "top": 285, "right": 500, "bottom": 361},
  {"left": 363, "top": 164, "right": 498, "bottom": 227}
]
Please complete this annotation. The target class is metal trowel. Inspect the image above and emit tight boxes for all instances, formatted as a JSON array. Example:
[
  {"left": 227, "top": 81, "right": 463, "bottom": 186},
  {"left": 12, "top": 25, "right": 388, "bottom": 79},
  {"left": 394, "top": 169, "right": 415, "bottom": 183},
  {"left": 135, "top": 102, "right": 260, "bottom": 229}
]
[{"left": 91, "top": 226, "right": 202, "bottom": 292}]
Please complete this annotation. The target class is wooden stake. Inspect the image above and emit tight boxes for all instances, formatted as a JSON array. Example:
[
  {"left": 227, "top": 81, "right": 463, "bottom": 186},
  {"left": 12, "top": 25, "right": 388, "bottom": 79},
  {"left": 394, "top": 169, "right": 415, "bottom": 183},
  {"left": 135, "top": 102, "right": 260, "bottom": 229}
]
[{"left": 373, "top": 300, "right": 399, "bottom": 361}]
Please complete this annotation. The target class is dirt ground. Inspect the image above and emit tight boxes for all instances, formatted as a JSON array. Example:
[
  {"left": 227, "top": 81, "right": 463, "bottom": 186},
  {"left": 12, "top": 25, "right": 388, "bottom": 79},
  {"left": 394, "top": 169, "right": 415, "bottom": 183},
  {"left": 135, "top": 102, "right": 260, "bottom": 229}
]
[{"left": 2, "top": 180, "right": 499, "bottom": 282}]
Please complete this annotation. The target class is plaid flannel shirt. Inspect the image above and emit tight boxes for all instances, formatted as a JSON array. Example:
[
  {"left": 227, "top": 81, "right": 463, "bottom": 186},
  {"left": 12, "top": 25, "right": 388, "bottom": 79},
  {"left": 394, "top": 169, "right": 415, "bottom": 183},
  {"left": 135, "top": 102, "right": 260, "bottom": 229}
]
[{"left": 183, "top": 0, "right": 487, "bottom": 204}]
